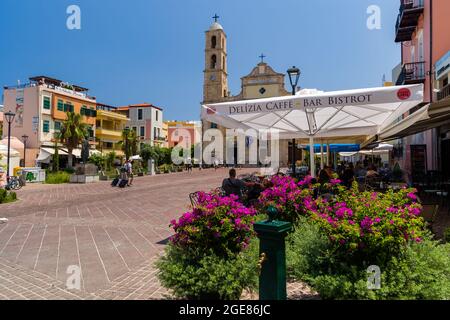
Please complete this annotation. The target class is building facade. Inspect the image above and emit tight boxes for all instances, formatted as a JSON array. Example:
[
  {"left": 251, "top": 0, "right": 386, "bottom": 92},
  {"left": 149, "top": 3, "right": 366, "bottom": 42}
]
[
  {"left": 115, "top": 103, "right": 164, "bottom": 148},
  {"left": 166, "top": 120, "right": 199, "bottom": 149},
  {"left": 393, "top": 0, "right": 450, "bottom": 180},
  {"left": 201, "top": 18, "right": 297, "bottom": 167},
  {"left": 3, "top": 76, "right": 97, "bottom": 166},
  {"left": 96, "top": 103, "right": 129, "bottom": 156}
]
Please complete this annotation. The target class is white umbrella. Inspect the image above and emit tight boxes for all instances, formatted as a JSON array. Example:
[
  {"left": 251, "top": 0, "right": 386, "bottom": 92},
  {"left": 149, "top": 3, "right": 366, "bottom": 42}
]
[
  {"left": 202, "top": 84, "right": 424, "bottom": 177},
  {"left": 130, "top": 155, "right": 142, "bottom": 160}
]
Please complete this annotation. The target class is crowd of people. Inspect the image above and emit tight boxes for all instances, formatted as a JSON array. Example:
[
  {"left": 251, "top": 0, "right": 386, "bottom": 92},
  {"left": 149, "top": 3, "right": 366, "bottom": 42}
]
[{"left": 318, "top": 159, "right": 395, "bottom": 189}]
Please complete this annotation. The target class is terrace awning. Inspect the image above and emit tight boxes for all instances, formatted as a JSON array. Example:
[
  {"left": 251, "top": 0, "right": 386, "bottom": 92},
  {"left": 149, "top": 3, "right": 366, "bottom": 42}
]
[
  {"left": 374, "top": 98, "right": 450, "bottom": 141},
  {"left": 202, "top": 84, "right": 424, "bottom": 176}
]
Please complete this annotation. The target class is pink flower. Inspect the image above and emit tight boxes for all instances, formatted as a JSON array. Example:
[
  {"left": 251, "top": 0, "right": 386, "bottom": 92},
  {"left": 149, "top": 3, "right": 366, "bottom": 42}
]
[{"left": 407, "top": 192, "right": 417, "bottom": 201}]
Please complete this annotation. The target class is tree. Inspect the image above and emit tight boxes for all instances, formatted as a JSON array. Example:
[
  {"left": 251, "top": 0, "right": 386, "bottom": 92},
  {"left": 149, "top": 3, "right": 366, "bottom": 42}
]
[
  {"left": 120, "top": 128, "right": 138, "bottom": 161},
  {"left": 60, "top": 112, "right": 88, "bottom": 169},
  {"left": 140, "top": 144, "right": 159, "bottom": 167},
  {"left": 105, "top": 151, "right": 116, "bottom": 171}
]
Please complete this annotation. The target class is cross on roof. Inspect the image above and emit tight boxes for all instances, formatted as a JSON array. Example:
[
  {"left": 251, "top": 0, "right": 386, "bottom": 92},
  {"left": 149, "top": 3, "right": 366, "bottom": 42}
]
[
  {"left": 212, "top": 14, "right": 220, "bottom": 22},
  {"left": 259, "top": 53, "right": 266, "bottom": 63}
]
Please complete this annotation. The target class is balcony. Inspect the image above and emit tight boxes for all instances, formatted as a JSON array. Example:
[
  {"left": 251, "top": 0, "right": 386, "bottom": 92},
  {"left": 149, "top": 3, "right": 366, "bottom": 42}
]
[
  {"left": 95, "top": 127, "right": 122, "bottom": 140},
  {"left": 396, "top": 62, "right": 426, "bottom": 85},
  {"left": 437, "top": 83, "right": 450, "bottom": 101},
  {"left": 395, "top": 0, "right": 424, "bottom": 43}
]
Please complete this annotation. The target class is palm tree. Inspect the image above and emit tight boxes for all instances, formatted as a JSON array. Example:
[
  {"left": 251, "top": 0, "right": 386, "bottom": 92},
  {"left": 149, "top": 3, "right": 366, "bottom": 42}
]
[
  {"left": 60, "top": 112, "right": 88, "bottom": 169},
  {"left": 120, "top": 128, "right": 138, "bottom": 161}
]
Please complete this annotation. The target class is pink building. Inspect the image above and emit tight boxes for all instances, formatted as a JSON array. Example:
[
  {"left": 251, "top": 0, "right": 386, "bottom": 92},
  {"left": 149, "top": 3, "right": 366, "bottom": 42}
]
[{"left": 393, "top": 0, "right": 450, "bottom": 181}]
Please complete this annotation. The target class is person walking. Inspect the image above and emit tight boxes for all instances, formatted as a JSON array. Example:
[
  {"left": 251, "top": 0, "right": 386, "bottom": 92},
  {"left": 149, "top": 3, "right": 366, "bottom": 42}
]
[{"left": 126, "top": 160, "right": 134, "bottom": 186}]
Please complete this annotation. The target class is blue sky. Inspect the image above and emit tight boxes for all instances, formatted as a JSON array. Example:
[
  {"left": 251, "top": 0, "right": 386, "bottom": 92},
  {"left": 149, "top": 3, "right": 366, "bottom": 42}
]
[{"left": 0, "top": 0, "right": 401, "bottom": 120}]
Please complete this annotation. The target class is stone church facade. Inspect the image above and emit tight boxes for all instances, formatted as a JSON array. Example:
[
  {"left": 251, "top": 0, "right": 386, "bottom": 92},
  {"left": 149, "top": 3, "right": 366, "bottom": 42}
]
[{"left": 201, "top": 18, "right": 299, "bottom": 167}]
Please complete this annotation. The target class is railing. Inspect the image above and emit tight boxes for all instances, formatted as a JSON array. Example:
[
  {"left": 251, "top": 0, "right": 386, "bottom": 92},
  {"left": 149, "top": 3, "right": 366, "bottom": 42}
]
[
  {"left": 438, "top": 83, "right": 450, "bottom": 101},
  {"left": 395, "top": 0, "right": 424, "bottom": 41},
  {"left": 396, "top": 62, "right": 425, "bottom": 85}
]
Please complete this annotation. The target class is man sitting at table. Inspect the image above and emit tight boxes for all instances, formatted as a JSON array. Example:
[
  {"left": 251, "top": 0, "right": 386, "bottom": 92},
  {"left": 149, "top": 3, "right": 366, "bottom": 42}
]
[{"left": 222, "top": 168, "right": 257, "bottom": 199}]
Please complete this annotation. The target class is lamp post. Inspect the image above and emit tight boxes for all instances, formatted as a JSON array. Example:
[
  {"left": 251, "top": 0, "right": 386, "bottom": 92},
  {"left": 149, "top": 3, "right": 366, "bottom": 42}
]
[
  {"left": 21, "top": 134, "right": 28, "bottom": 167},
  {"left": 287, "top": 66, "right": 301, "bottom": 176},
  {"left": 4, "top": 111, "right": 16, "bottom": 183}
]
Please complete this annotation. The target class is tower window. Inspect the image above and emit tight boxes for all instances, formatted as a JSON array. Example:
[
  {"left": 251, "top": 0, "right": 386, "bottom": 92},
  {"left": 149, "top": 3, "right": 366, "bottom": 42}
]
[
  {"left": 211, "top": 55, "right": 217, "bottom": 69},
  {"left": 211, "top": 36, "right": 217, "bottom": 48},
  {"left": 223, "top": 90, "right": 227, "bottom": 97},
  {"left": 222, "top": 56, "right": 225, "bottom": 70}
]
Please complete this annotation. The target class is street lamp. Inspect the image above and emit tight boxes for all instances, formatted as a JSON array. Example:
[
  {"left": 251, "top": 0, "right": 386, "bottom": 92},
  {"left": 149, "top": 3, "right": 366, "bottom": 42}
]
[
  {"left": 21, "top": 134, "right": 28, "bottom": 167},
  {"left": 4, "top": 111, "right": 16, "bottom": 183},
  {"left": 287, "top": 66, "right": 301, "bottom": 95},
  {"left": 287, "top": 66, "right": 301, "bottom": 176}
]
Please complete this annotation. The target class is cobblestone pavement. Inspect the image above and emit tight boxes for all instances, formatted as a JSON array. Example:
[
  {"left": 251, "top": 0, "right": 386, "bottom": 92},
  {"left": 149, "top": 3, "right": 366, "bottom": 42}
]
[
  {"left": 0, "top": 167, "right": 316, "bottom": 300},
  {"left": 0, "top": 168, "right": 246, "bottom": 299}
]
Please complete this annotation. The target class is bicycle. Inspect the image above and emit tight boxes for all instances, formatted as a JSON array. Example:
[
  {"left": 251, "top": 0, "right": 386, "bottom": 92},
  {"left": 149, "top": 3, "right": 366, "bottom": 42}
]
[{"left": 5, "top": 176, "right": 22, "bottom": 191}]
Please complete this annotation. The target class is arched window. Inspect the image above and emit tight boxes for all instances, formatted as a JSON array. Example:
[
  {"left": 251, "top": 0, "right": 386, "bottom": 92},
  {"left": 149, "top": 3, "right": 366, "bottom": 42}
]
[
  {"left": 211, "top": 36, "right": 217, "bottom": 48},
  {"left": 223, "top": 90, "right": 227, "bottom": 97},
  {"left": 222, "top": 57, "right": 225, "bottom": 70},
  {"left": 222, "top": 38, "right": 224, "bottom": 48},
  {"left": 211, "top": 55, "right": 217, "bottom": 69}
]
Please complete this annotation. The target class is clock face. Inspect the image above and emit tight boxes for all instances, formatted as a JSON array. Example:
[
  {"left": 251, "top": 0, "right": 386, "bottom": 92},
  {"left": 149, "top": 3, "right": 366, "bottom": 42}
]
[{"left": 210, "top": 74, "right": 216, "bottom": 81}]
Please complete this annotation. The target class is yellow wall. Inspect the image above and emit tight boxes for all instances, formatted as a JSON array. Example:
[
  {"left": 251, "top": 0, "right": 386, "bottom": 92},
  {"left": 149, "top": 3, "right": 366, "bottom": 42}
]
[{"left": 243, "top": 84, "right": 280, "bottom": 99}]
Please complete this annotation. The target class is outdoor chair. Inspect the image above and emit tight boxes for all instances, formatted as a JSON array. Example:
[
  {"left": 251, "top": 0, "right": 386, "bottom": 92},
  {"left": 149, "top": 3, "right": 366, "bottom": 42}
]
[{"left": 189, "top": 191, "right": 200, "bottom": 207}]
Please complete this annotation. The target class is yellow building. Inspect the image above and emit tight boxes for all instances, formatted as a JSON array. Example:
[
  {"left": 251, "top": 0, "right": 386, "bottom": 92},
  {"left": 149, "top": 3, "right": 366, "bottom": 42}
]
[{"left": 96, "top": 103, "right": 129, "bottom": 156}]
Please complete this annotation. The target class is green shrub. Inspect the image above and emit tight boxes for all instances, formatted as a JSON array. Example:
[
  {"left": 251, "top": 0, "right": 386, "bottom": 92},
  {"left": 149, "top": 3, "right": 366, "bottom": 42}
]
[
  {"left": 296, "top": 239, "right": 450, "bottom": 300},
  {"left": 0, "top": 189, "right": 17, "bottom": 204},
  {"left": 46, "top": 171, "right": 70, "bottom": 184},
  {"left": 286, "top": 217, "right": 333, "bottom": 281},
  {"left": 156, "top": 240, "right": 259, "bottom": 300},
  {"left": 64, "top": 167, "right": 75, "bottom": 174},
  {"left": 444, "top": 227, "right": 450, "bottom": 243}
]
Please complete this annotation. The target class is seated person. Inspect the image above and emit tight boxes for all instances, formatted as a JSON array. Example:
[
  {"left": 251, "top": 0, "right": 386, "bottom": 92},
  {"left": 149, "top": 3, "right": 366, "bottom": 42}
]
[
  {"left": 222, "top": 168, "right": 258, "bottom": 199},
  {"left": 319, "top": 166, "right": 333, "bottom": 184},
  {"left": 342, "top": 163, "right": 355, "bottom": 188}
]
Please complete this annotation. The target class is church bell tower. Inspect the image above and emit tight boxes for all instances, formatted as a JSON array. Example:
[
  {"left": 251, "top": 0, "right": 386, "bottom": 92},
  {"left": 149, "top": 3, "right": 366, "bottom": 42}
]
[{"left": 203, "top": 14, "right": 229, "bottom": 104}]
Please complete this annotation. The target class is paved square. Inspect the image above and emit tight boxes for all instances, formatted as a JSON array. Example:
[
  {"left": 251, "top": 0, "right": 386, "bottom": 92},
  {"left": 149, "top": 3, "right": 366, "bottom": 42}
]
[{"left": 0, "top": 168, "right": 248, "bottom": 299}]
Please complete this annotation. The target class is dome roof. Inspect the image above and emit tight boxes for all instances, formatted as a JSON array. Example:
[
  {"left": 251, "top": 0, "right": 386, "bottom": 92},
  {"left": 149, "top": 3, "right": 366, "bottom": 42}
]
[{"left": 209, "top": 22, "right": 223, "bottom": 31}]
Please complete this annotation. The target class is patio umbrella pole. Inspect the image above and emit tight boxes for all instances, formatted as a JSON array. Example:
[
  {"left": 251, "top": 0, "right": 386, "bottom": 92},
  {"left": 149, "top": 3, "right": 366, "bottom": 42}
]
[
  {"left": 320, "top": 141, "right": 324, "bottom": 170},
  {"left": 310, "top": 136, "right": 315, "bottom": 178}
]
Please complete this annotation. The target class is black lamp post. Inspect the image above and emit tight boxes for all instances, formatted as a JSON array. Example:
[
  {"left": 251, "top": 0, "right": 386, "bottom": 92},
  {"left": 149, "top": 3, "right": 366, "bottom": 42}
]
[
  {"left": 287, "top": 66, "right": 301, "bottom": 176},
  {"left": 4, "top": 111, "right": 16, "bottom": 183},
  {"left": 21, "top": 134, "right": 28, "bottom": 167}
]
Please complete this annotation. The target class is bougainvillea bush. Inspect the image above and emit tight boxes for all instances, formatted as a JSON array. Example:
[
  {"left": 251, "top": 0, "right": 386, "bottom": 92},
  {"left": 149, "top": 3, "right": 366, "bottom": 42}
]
[
  {"left": 157, "top": 191, "right": 259, "bottom": 299},
  {"left": 169, "top": 192, "right": 256, "bottom": 257},
  {"left": 306, "top": 184, "right": 428, "bottom": 265},
  {"left": 258, "top": 175, "right": 316, "bottom": 223}
]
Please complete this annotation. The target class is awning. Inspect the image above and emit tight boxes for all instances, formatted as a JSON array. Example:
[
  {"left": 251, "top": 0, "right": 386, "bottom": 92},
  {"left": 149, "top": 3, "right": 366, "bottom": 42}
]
[
  {"left": 374, "top": 98, "right": 450, "bottom": 142},
  {"left": 202, "top": 84, "right": 424, "bottom": 141},
  {"left": 202, "top": 84, "right": 424, "bottom": 177},
  {"left": 36, "top": 148, "right": 68, "bottom": 163},
  {"left": 303, "top": 144, "right": 360, "bottom": 153},
  {"left": 61, "top": 148, "right": 82, "bottom": 158}
]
